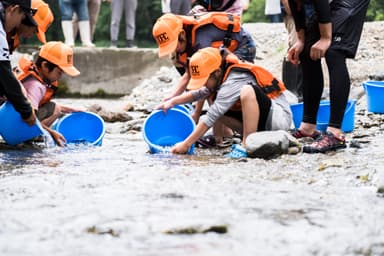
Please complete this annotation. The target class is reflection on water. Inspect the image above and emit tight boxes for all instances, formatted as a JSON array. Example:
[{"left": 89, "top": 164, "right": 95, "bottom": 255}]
[{"left": 1, "top": 122, "right": 384, "bottom": 256}]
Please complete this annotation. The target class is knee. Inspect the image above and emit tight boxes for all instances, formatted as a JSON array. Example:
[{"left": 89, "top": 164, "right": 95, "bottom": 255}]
[{"left": 240, "top": 85, "right": 256, "bottom": 102}]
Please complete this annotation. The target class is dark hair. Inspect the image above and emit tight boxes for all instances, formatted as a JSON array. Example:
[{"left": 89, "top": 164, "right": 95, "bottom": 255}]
[{"left": 35, "top": 56, "right": 58, "bottom": 72}]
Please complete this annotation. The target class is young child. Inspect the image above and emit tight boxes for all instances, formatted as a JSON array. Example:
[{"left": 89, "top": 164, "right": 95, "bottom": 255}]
[
  {"left": 157, "top": 47, "right": 292, "bottom": 158},
  {"left": 0, "top": 0, "right": 36, "bottom": 125},
  {"left": 14, "top": 41, "right": 83, "bottom": 146}
]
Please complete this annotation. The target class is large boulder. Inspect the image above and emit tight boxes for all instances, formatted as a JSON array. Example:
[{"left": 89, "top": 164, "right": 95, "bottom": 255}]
[{"left": 245, "top": 130, "right": 302, "bottom": 159}]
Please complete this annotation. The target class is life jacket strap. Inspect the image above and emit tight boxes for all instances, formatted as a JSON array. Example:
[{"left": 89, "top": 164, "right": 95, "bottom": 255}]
[
  {"left": 223, "top": 14, "right": 234, "bottom": 48},
  {"left": 262, "top": 78, "right": 281, "bottom": 94}
]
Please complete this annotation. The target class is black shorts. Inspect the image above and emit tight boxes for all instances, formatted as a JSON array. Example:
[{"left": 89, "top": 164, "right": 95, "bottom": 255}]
[
  {"left": 305, "top": 0, "right": 370, "bottom": 58},
  {"left": 37, "top": 101, "right": 56, "bottom": 121}
]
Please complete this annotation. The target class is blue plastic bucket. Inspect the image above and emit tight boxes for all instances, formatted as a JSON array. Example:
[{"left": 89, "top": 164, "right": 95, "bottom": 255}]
[
  {"left": 290, "top": 99, "right": 356, "bottom": 132},
  {"left": 0, "top": 101, "right": 45, "bottom": 145},
  {"left": 363, "top": 81, "right": 384, "bottom": 113},
  {"left": 53, "top": 112, "right": 105, "bottom": 146},
  {"left": 143, "top": 107, "right": 196, "bottom": 154}
]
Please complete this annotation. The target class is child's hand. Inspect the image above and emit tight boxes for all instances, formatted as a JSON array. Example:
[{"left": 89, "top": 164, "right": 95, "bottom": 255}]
[
  {"left": 50, "top": 130, "right": 66, "bottom": 147},
  {"left": 171, "top": 141, "right": 190, "bottom": 154},
  {"left": 156, "top": 99, "right": 174, "bottom": 113}
]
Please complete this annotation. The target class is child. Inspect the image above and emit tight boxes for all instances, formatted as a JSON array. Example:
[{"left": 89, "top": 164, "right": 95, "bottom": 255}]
[
  {"left": 14, "top": 41, "right": 83, "bottom": 146},
  {"left": 0, "top": 0, "right": 36, "bottom": 125},
  {"left": 157, "top": 47, "right": 292, "bottom": 158}
]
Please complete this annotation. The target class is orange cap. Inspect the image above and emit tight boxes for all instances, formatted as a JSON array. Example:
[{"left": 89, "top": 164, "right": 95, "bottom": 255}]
[
  {"left": 39, "top": 41, "right": 80, "bottom": 77},
  {"left": 32, "top": 0, "right": 54, "bottom": 44},
  {"left": 152, "top": 13, "right": 182, "bottom": 57},
  {"left": 187, "top": 47, "right": 222, "bottom": 90}
]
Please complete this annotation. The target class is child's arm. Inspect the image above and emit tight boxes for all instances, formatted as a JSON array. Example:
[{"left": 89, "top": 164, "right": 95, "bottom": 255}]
[
  {"left": 42, "top": 123, "right": 66, "bottom": 146},
  {"left": 164, "top": 72, "right": 190, "bottom": 101},
  {"left": 59, "top": 104, "right": 84, "bottom": 113}
]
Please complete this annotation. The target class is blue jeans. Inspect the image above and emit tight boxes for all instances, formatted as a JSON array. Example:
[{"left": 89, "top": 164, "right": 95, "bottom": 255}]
[{"left": 59, "top": 0, "right": 89, "bottom": 21}]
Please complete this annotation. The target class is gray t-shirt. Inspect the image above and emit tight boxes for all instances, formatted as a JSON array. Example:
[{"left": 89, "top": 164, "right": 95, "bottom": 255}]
[{"left": 191, "top": 70, "right": 292, "bottom": 130}]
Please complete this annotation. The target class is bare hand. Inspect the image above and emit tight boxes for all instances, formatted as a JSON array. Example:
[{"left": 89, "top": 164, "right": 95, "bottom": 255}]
[
  {"left": 156, "top": 99, "right": 174, "bottom": 113},
  {"left": 287, "top": 40, "right": 304, "bottom": 65},
  {"left": 50, "top": 130, "right": 67, "bottom": 147},
  {"left": 310, "top": 38, "right": 331, "bottom": 61},
  {"left": 171, "top": 141, "right": 190, "bottom": 154}
]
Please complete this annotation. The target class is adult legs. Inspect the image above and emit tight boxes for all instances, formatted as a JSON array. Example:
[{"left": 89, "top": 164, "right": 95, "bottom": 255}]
[
  {"left": 297, "top": 48, "right": 324, "bottom": 135},
  {"left": 87, "top": 0, "right": 101, "bottom": 40},
  {"left": 124, "top": 0, "right": 137, "bottom": 46},
  {"left": 325, "top": 48, "right": 350, "bottom": 137},
  {"left": 59, "top": 0, "right": 75, "bottom": 46},
  {"left": 110, "top": 0, "right": 124, "bottom": 46}
]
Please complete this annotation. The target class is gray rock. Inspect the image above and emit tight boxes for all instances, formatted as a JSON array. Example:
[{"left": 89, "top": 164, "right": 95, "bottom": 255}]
[{"left": 245, "top": 130, "right": 302, "bottom": 160}]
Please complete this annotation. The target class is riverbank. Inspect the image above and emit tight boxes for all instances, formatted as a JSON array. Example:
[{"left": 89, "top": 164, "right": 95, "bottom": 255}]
[{"left": 1, "top": 21, "right": 384, "bottom": 256}]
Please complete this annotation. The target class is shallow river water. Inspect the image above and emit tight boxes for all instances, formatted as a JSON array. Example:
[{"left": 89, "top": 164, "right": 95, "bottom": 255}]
[{"left": 1, "top": 98, "right": 384, "bottom": 256}]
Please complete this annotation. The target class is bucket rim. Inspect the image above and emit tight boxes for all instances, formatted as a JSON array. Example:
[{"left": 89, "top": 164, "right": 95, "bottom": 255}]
[
  {"left": 55, "top": 111, "right": 105, "bottom": 145},
  {"left": 142, "top": 107, "right": 196, "bottom": 154}
]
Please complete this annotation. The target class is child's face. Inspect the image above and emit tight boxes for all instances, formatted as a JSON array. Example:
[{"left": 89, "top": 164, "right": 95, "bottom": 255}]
[
  {"left": 5, "top": 6, "right": 26, "bottom": 32},
  {"left": 41, "top": 63, "right": 64, "bottom": 83}
]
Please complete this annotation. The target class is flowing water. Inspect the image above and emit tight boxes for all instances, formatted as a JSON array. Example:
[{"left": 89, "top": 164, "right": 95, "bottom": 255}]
[{"left": 1, "top": 99, "right": 384, "bottom": 256}]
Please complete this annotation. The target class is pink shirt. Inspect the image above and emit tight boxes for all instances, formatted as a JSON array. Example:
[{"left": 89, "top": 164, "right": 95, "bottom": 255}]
[{"left": 22, "top": 77, "right": 47, "bottom": 110}]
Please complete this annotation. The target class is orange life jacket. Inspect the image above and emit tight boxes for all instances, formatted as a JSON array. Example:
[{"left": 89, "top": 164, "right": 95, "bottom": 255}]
[
  {"left": 176, "top": 12, "right": 241, "bottom": 68},
  {"left": 14, "top": 55, "right": 58, "bottom": 107},
  {"left": 222, "top": 53, "right": 286, "bottom": 100},
  {"left": 209, "top": 52, "right": 286, "bottom": 111}
]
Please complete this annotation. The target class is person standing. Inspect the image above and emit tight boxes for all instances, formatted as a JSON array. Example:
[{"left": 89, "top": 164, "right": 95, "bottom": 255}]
[
  {"left": 107, "top": 0, "right": 137, "bottom": 48},
  {"left": 73, "top": 0, "right": 101, "bottom": 42},
  {"left": 59, "top": 0, "right": 94, "bottom": 47},
  {"left": 287, "top": 0, "right": 370, "bottom": 153},
  {"left": 265, "top": 0, "right": 282, "bottom": 23}
]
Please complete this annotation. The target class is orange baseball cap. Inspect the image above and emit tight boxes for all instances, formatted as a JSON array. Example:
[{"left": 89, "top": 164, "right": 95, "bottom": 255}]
[
  {"left": 187, "top": 47, "right": 222, "bottom": 90},
  {"left": 152, "top": 13, "right": 182, "bottom": 57},
  {"left": 39, "top": 41, "right": 80, "bottom": 77},
  {"left": 32, "top": 0, "right": 54, "bottom": 44}
]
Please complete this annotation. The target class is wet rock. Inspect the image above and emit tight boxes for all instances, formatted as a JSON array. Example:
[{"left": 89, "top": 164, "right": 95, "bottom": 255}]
[
  {"left": 86, "top": 226, "right": 120, "bottom": 237},
  {"left": 245, "top": 130, "right": 302, "bottom": 160},
  {"left": 164, "top": 225, "right": 228, "bottom": 235},
  {"left": 87, "top": 104, "right": 133, "bottom": 122}
]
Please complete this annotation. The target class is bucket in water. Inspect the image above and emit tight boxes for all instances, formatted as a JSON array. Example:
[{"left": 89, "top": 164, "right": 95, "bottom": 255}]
[
  {"left": 290, "top": 99, "right": 356, "bottom": 132},
  {"left": 143, "top": 107, "right": 196, "bottom": 154},
  {"left": 53, "top": 112, "right": 105, "bottom": 146},
  {"left": 363, "top": 81, "right": 384, "bottom": 113},
  {"left": 0, "top": 101, "right": 45, "bottom": 145}
]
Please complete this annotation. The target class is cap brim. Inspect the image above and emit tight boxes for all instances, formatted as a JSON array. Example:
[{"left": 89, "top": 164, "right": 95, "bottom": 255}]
[
  {"left": 36, "top": 28, "right": 46, "bottom": 44},
  {"left": 186, "top": 76, "right": 209, "bottom": 90},
  {"left": 22, "top": 12, "right": 38, "bottom": 27},
  {"left": 158, "top": 39, "right": 178, "bottom": 58},
  {"left": 60, "top": 66, "right": 80, "bottom": 77}
]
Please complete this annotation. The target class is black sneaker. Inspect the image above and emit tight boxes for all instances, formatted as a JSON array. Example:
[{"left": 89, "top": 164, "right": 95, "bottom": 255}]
[
  {"left": 290, "top": 129, "right": 322, "bottom": 140},
  {"left": 303, "top": 131, "right": 347, "bottom": 153}
]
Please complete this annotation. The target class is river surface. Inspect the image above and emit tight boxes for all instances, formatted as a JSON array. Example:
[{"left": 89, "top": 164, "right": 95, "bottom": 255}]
[{"left": 1, "top": 98, "right": 384, "bottom": 256}]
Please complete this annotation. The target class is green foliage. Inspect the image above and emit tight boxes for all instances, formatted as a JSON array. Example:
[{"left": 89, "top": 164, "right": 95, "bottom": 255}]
[
  {"left": 21, "top": 0, "right": 384, "bottom": 48},
  {"left": 242, "top": 0, "right": 268, "bottom": 23},
  {"left": 365, "top": 0, "right": 384, "bottom": 21}
]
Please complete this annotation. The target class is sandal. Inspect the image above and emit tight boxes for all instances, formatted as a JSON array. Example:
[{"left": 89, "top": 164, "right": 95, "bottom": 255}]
[{"left": 195, "top": 135, "right": 216, "bottom": 148}]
